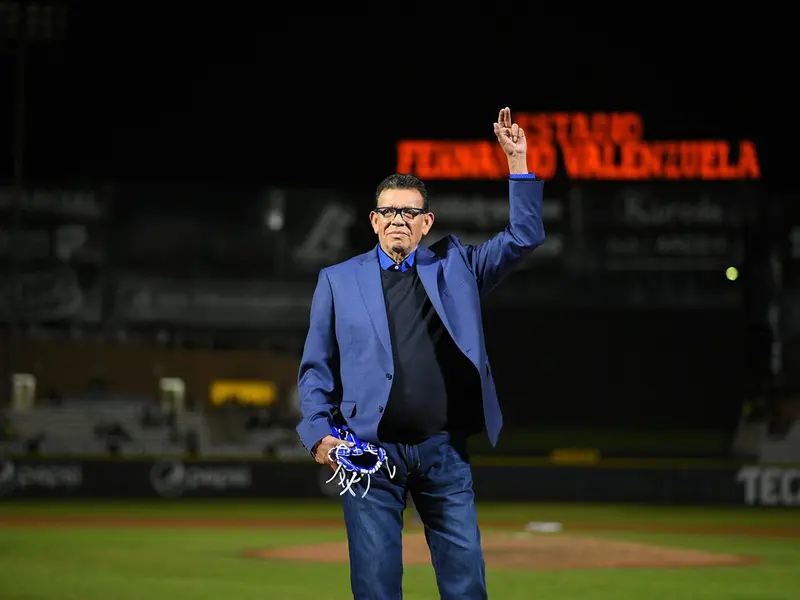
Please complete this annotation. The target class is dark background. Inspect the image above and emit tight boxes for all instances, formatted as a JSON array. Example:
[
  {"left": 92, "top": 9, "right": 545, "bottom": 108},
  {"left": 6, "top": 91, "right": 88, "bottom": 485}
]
[
  {"left": 0, "top": 6, "right": 790, "bottom": 189},
  {"left": 0, "top": 3, "right": 796, "bottom": 441}
]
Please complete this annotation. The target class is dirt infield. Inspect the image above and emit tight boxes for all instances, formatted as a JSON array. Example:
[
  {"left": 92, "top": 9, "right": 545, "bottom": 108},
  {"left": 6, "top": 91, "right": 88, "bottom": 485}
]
[
  {"left": 245, "top": 532, "right": 758, "bottom": 570},
  {"left": 0, "top": 517, "right": 771, "bottom": 570},
  {"left": 0, "top": 517, "right": 797, "bottom": 537}
]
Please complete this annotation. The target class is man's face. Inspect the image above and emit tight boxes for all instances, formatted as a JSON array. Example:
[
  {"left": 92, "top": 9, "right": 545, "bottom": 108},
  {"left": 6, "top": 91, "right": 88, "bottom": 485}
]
[{"left": 370, "top": 188, "right": 434, "bottom": 258}]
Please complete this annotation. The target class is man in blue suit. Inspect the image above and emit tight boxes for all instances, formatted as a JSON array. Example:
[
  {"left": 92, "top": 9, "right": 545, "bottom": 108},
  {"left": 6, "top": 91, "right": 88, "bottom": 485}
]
[{"left": 296, "top": 107, "right": 545, "bottom": 599}]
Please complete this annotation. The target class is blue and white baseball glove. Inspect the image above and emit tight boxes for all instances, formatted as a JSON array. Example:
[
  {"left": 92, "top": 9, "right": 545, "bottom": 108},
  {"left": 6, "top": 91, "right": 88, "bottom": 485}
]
[{"left": 325, "top": 425, "right": 396, "bottom": 498}]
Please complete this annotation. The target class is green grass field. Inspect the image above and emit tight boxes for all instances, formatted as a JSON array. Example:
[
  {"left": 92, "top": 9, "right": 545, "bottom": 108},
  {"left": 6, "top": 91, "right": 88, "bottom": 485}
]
[{"left": 0, "top": 499, "right": 798, "bottom": 599}]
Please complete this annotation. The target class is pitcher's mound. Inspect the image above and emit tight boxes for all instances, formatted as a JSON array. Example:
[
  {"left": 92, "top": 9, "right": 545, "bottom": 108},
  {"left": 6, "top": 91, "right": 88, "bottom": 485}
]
[{"left": 244, "top": 532, "right": 756, "bottom": 570}]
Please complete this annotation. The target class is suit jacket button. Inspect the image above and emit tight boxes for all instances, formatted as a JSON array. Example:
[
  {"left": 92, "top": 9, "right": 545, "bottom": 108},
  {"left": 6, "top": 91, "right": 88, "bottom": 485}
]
[
  {"left": 385, "top": 373, "right": 393, "bottom": 380},
  {"left": 378, "top": 406, "right": 384, "bottom": 413}
]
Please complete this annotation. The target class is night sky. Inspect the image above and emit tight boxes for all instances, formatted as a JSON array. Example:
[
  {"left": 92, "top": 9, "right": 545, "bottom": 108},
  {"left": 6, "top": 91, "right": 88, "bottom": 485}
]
[{"left": 0, "top": 6, "right": 790, "bottom": 192}]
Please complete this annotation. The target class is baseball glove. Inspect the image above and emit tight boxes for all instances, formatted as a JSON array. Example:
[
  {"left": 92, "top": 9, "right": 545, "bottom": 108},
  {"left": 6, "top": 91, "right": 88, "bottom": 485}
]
[{"left": 325, "top": 425, "right": 396, "bottom": 498}]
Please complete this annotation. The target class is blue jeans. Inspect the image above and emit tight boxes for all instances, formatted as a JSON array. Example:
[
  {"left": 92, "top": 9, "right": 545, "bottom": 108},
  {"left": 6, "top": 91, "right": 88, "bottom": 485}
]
[{"left": 342, "top": 432, "right": 487, "bottom": 600}]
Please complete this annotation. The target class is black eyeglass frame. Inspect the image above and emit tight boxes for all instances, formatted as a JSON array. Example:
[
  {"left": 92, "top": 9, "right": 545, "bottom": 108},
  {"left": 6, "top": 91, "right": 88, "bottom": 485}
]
[{"left": 373, "top": 206, "right": 428, "bottom": 220}]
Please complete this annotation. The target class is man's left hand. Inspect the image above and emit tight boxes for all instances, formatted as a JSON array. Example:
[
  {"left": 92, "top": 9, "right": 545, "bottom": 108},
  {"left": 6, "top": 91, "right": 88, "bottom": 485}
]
[{"left": 493, "top": 107, "right": 528, "bottom": 174}]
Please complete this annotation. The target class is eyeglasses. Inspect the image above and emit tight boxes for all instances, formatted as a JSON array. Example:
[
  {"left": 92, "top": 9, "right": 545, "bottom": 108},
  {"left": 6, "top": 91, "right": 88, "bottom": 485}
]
[{"left": 374, "top": 206, "right": 426, "bottom": 220}]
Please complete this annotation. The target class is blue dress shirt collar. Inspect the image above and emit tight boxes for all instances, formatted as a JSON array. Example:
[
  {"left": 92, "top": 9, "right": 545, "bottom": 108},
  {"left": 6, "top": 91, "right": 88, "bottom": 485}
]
[{"left": 378, "top": 246, "right": 416, "bottom": 272}]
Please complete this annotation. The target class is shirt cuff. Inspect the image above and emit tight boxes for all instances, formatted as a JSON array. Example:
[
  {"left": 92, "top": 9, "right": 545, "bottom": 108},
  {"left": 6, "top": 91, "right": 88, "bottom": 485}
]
[{"left": 509, "top": 173, "right": 537, "bottom": 179}]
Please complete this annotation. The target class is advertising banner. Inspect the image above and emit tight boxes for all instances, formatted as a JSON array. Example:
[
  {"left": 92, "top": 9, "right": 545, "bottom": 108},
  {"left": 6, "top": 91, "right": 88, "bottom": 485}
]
[{"left": 1, "top": 457, "right": 797, "bottom": 507}]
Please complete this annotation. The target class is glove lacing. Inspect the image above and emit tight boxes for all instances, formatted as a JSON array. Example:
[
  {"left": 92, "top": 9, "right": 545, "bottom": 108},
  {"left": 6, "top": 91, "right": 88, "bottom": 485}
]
[{"left": 325, "top": 442, "right": 397, "bottom": 498}]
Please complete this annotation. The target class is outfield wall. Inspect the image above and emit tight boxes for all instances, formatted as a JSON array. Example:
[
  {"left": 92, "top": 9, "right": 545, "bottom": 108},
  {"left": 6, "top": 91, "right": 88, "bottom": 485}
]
[{"left": 0, "top": 457, "right": 797, "bottom": 507}]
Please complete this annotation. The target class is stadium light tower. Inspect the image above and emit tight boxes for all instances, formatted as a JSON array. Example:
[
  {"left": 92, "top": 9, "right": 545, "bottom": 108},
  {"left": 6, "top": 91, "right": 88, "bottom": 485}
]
[{"left": 0, "top": 2, "right": 68, "bottom": 405}]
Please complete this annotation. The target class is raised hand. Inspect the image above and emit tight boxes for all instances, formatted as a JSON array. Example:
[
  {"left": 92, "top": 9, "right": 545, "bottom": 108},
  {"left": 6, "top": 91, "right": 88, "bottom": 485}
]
[
  {"left": 493, "top": 107, "right": 526, "bottom": 157},
  {"left": 493, "top": 107, "right": 528, "bottom": 174}
]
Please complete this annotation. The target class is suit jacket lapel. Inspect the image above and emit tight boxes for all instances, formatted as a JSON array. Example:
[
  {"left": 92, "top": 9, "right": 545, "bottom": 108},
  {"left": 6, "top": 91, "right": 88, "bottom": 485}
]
[
  {"left": 356, "top": 248, "right": 392, "bottom": 358},
  {"left": 415, "top": 245, "right": 455, "bottom": 338}
]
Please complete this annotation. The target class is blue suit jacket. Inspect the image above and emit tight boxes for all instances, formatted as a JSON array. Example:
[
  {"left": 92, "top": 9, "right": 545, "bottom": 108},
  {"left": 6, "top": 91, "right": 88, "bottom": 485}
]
[{"left": 296, "top": 176, "right": 545, "bottom": 452}]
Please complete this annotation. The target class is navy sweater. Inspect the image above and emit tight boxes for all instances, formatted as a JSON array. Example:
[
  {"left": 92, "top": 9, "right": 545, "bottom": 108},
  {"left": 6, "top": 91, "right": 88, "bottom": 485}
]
[{"left": 377, "top": 265, "right": 483, "bottom": 444}]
